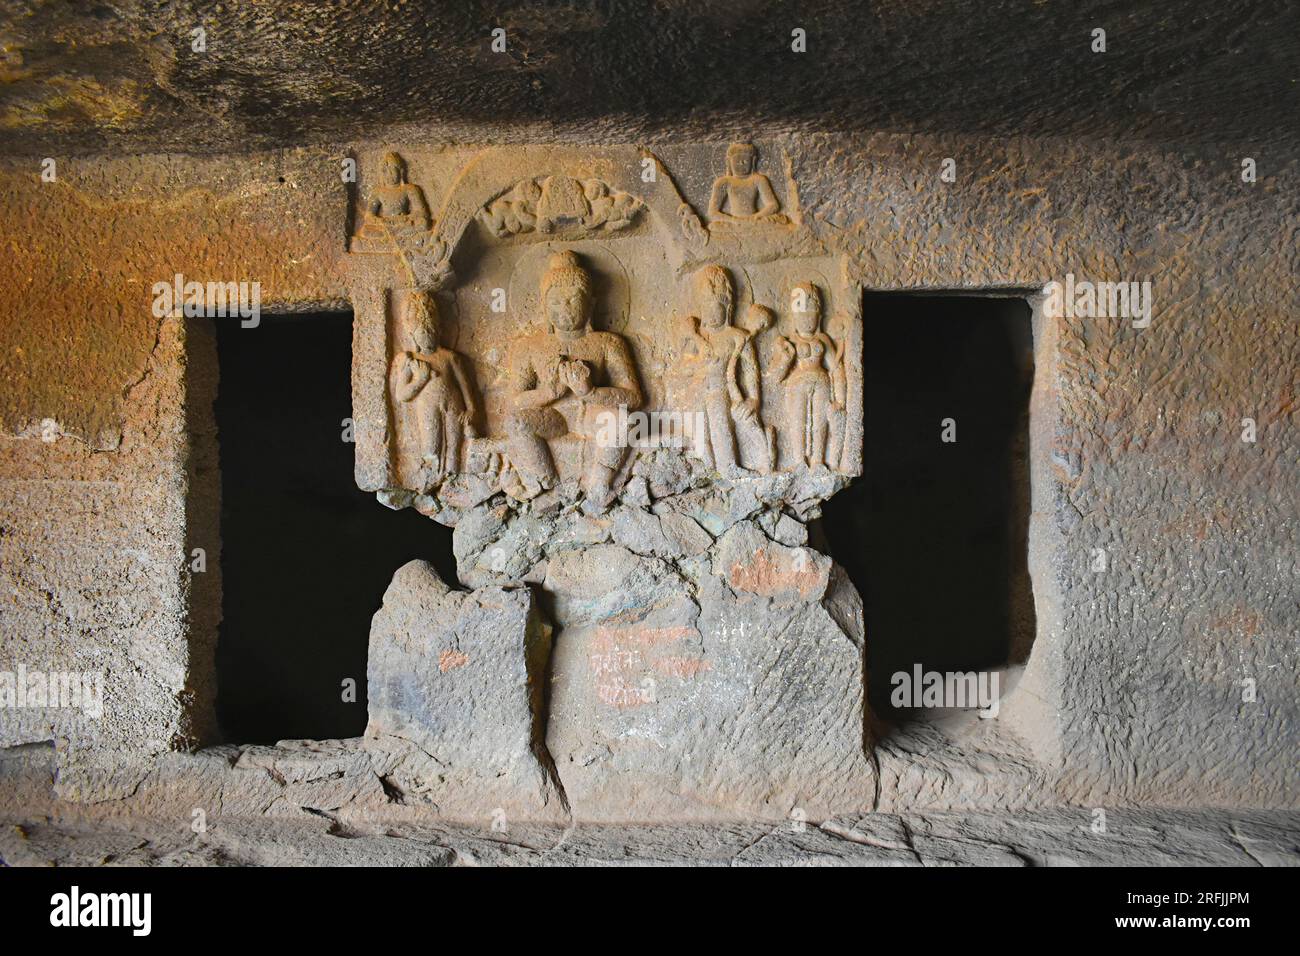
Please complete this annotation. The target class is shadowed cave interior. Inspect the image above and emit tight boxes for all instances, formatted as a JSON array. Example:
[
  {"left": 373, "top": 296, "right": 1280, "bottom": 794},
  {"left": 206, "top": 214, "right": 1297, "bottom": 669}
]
[
  {"left": 214, "top": 311, "right": 456, "bottom": 744},
  {"left": 820, "top": 293, "right": 1035, "bottom": 719}
]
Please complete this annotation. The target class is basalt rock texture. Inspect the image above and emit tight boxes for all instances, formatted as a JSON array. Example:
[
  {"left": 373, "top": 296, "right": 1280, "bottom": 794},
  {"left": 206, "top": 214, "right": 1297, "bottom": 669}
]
[
  {"left": 365, "top": 560, "right": 566, "bottom": 822},
  {"left": 542, "top": 534, "right": 872, "bottom": 821},
  {"left": 0, "top": 1, "right": 1297, "bottom": 852},
  {"left": 364, "top": 536, "right": 872, "bottom": 822},
  {"left": 6, "top": 805, "right": 1300, "bottom": 867},
  {"left": 1, "top": 1, "right": 1296, "bottom": 155}
]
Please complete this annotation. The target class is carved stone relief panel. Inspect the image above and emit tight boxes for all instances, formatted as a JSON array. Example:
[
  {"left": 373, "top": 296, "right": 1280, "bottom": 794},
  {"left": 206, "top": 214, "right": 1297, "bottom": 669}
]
[
  {"left": 346, "top": 144, "right": 862, "bottom": 523},
  {"left": 347, "top": 145, "right": 871, "bottom": 818}
]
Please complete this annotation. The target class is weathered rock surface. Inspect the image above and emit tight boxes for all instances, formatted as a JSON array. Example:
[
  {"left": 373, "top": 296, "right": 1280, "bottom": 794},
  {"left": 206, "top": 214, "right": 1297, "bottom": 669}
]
[
  {"left": 1, "top": 2, "right": 1291, "bottom": 158},
  {"left": 365, "top": 560, "right": 566, "bottom": 823},
  {"left": 4, "top": 807, "right": 1297, "bottom": 868},
  {"left": 544, "top": 525, "right": 874, "bottom": 821}
]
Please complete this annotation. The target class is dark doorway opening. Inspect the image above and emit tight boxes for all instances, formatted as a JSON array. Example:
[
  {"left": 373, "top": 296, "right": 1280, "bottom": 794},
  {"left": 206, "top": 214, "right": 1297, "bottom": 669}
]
[
  {"left": 819, "top": 293, "right": 1035, "bottom": 720},
  {"left": 214, "top": 312, "right": 456, "bottom": 743}
]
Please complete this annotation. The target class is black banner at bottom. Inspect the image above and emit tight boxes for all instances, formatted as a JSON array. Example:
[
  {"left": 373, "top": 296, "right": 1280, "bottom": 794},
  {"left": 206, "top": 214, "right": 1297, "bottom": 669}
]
[{"left": 0, "top": 865, "right": 1279, "bottom": 941}]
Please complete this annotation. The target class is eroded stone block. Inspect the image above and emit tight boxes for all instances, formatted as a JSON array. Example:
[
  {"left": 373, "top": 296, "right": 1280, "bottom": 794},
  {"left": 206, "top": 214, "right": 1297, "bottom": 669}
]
[
  {"left": 543, "top": 533, "right": 874, "bottom": 821},
  {"left": 364, "top": 560, "right": 566, "bottom": 822}
]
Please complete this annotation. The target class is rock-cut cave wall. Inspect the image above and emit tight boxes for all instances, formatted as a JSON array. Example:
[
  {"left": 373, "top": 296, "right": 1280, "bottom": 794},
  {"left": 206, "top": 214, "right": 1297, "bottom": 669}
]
[{"left": 0, "top": 127, "right": 1294, "bottom": 818}]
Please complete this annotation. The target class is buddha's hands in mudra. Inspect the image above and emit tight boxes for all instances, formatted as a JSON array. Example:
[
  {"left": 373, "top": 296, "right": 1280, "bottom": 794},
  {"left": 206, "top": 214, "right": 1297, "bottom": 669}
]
[{"left": 559, "top": 359, "right": 593, "bottom": 396}]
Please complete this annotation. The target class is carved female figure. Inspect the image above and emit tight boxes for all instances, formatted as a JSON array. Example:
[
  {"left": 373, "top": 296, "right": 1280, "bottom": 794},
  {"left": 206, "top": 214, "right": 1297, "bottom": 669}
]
[
  {"left": 773, "top": 283, "right": 845, "bottom": 470},
  {"left": 389, "top": 290, "right": 479, "bottom": 490}
]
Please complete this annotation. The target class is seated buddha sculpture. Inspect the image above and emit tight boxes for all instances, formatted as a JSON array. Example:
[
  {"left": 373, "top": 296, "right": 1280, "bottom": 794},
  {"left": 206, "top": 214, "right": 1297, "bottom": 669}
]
[
  {"left": 359, "top": 151, "right": 432, "bottom": 240},
  {"left": 503, "top": 250, "right": 643, "bottom": 508},
  {"left": 707, "top": 142, "right": 788, "bottom": 225}
]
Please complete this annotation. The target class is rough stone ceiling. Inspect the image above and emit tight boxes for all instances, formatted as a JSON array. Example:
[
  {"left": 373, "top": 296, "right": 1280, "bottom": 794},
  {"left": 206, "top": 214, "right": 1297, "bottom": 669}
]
[{"left": 0, "top": 0, "right": 1297, "bottom": 156}]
